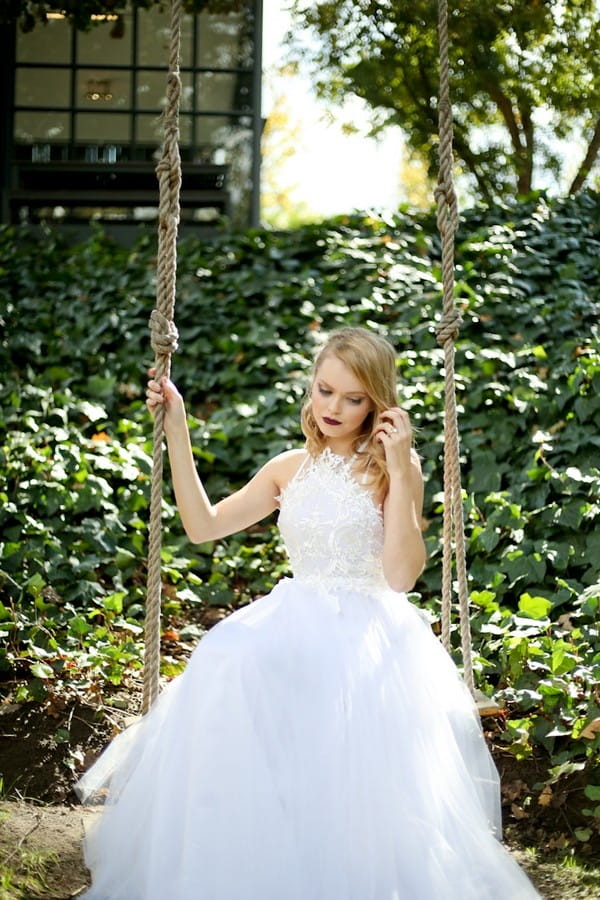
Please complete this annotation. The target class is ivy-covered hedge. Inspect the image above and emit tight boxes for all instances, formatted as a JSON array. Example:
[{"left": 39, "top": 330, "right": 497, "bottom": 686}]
[{"left": 1, "top": 193, "right": 599, "bottom": 842}]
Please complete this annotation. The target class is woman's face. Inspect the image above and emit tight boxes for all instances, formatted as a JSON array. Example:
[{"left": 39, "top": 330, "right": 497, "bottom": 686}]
[{"left": 311, "top": 354, "right": 374, "bottom": 443}]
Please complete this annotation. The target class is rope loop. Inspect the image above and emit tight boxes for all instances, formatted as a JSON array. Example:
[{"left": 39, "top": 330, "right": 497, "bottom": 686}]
[
  {"left": 149, "top": 308, "right": 179, "bottom": 356},
  {"left": 435, "top": 309, "right": 462, "bottom": 345}
]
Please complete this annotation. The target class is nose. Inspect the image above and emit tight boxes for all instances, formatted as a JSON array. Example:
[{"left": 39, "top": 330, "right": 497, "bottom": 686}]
[{"left": 327, "top": 394, "right": 341, "bottom": 415}]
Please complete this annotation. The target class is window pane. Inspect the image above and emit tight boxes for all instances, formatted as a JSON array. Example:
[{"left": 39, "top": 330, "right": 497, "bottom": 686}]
[
  {"left": 15, "top": 68, "right": 71, "bottom": 108},
  {"left": 14, "top": 111, "right": 70, "bottom": 145},
  {"left": 16, "top": 16, "right": 71, "bottom": 64},
  {"left": 197, "top": 4, "right": 255, "bottom": 69},
  {"left": 195, "top": 116, "right": 252, "bottom": 161},
  {"left": 77, "top": 14, "right": 133, "bottom": 67},
  {"left": 136, "top": 113, "right": 191, "bottom": 148},
  {"left": 137, "top": 7, "right": 193, "bottom": 68},
  {"left": 196, "top": 72, "right": 252, "bottom": 113},
  {"left": 76, "top": 112, "right": 130, "bottom": 143},
  {"left": 77, "top": 70, "right": 131, "bottom": 110},
  {"left": 136, "top": 71, "right": 193, "bottom": 111},
  {"left": 198, "top": 117, "right": 253, "bottom": 225}
]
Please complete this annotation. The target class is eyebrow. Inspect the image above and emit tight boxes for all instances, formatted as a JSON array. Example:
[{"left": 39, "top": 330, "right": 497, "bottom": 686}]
[{"left": 318, "top": 379, "right": 367, "bottom": 396}]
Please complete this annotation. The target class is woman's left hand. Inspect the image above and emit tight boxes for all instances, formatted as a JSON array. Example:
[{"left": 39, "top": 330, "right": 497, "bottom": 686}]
[{"left": 373, "top": 408, "right": 413, "bottom": 472}]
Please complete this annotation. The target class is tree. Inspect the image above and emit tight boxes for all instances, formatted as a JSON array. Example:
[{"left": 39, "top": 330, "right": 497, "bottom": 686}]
[{"left": 288, "top": 0, "right": 600, "bottom": 201}]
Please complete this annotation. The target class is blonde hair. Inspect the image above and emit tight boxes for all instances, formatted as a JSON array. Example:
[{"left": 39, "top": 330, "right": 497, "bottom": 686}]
[{"left": 301, "top": 327, "right": 401, "bottom": 496}]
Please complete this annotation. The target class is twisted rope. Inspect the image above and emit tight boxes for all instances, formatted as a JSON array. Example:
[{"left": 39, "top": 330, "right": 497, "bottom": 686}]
[
  {"left": 434, "top": 0, "right": 474, "bottom": 695},
  {"left": 142, "top": 0, "right": 183, "bottom": 714}
]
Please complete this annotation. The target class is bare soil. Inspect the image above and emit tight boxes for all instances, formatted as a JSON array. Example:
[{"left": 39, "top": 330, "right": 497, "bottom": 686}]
[
  {"left": 0, "top": 800, "right": 95, "bottom": 899},
  {"left": 0, "top": 684, "right": 598, "bottom": 899}
]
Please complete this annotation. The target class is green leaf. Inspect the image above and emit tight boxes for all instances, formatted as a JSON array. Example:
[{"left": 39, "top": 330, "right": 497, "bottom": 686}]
[
  {"left": 583, "top": 785, "right": 600, "bottom": 801},
  {"left": 470, "top": 589, "right": 498, "bottom": 612},
  {"left": 30, "top": 662, "right": 55, "bottom": 679},
  {"left": 115, "top": 549, "right": 137, "bottom": 569},
  {"left": 25, "top": 572, "right": 46, "bottom": 597},
  {"left": 518, "top": 593, "right": 552, "bottom": 620},
  {"left": 102, "top": 592, "right": 125, "bottom": 614},
  {"left": 69, "top": 616, "right": 92, "bottom": 637},
  {"left": 79, "top": 400, "right": 108, "bottom": 423}
]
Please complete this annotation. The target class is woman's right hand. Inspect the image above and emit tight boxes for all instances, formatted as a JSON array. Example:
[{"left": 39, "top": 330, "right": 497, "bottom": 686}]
[{"left": 146, "top": 370, "right": 186, "bottom": 427}]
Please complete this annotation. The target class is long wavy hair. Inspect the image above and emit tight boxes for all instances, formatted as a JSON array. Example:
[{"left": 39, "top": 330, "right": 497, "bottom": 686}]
[{"left": 301, "top": 327, "right": 402, "bottom": 497}]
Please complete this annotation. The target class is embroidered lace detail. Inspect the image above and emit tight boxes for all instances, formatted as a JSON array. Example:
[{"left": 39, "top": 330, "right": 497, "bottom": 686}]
[{"left": 278, "top": 448, "right": 386, "bottom": 591}]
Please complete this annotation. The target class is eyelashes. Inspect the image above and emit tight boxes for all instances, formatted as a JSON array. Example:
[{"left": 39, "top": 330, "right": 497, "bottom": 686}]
[{"left": 317, "top": 386, "right": 364, "bottom": 406}]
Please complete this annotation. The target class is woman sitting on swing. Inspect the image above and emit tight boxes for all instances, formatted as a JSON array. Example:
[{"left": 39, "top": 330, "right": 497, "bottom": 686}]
[{"left": 78, "top": 326, "right": 539, "bottom": 899}]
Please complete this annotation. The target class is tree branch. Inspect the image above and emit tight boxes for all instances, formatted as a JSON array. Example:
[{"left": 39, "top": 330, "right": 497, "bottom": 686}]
[
  {"left": 486, "top": 83, "right": 524, "bottom": 156},
  {"left": 569, "top": 116, "right": 600, "bottom": 194},
  {"left": 486, "top": 83, "right": 538, "bottom": 194},
  {"left": 409, "top": 56, "right": 494, "bottom": 200},
  {"left": 520, "top": 104, "right": 534, "bottom": 194}
]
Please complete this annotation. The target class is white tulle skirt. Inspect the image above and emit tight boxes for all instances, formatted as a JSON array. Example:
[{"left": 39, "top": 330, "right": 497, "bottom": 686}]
[{"left": 77, "top": 577, "right": 539, "bottom": 899}]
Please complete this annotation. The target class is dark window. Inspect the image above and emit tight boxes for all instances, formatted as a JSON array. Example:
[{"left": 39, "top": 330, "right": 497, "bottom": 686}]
[{"left": 8, "top": 2, "right": 260, "bottom": 227}]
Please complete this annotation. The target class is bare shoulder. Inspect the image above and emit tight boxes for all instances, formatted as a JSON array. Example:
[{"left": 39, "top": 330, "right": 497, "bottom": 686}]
[{"left": 263, "top": 448, "right": 309, "bottom": 493}]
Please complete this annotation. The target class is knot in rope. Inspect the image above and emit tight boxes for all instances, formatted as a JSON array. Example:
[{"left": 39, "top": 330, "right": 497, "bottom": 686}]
[
  {"left": 149, "top": 308, "right": 179, "bottom": 356},
  {"left": 155, "top": 158, "right": 171, "bottom": 177},
  {"left": 435, "top": 308, "right": 462, "bottom": 345},
  {"left": 434, "top": 180, "right": 458, "bottom": 233}
]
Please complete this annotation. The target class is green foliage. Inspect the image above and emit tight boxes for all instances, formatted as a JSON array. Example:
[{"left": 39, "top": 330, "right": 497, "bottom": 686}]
[
  {"left": 0, "top": 192, "right": 599, "bottom": 843},
  {"left": 288, "top": 0, "right": 600, "bottom": 199}
]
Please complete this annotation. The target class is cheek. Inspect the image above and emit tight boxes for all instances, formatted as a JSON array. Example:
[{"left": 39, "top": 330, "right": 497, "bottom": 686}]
[{"left": 345, "top": 405, "right": 362, "bottom": 424}]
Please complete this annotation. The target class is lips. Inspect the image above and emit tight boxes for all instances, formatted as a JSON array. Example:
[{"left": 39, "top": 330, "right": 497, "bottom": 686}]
[{"left": 323, "top": 416, "right": 341, "bottom": 426}]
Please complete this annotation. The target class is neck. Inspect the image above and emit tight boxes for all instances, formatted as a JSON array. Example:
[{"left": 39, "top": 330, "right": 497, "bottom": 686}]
[{"left": 324, "top": 439, "right": 354, "bottom": 459}]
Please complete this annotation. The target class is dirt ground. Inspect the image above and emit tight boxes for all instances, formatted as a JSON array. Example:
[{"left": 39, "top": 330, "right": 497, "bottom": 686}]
[
  {"left": 0, "top": 687, "right": 599, "bottom": 899},
  {"left": 0, "top": 800, "right": 94, "bottom": 899},
  {"left": 1, "top": 799, "right": 600, "bottom": 900}
]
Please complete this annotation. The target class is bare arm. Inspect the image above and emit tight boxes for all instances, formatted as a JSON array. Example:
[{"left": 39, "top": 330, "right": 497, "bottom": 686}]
[
  {"left": 375, "top": 409, "right": 427, "bottom": 592},
  {"left": 146, "top": 375, "right": 283, "bottom": 543}
]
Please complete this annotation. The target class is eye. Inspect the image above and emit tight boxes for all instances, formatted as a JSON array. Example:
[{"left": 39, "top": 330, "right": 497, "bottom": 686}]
[
  {"left": 318, "top": 386, "right": 331, "bottom": 396},
  {"left": 348, "top": 397, "right": 364, "bottom": 406}
]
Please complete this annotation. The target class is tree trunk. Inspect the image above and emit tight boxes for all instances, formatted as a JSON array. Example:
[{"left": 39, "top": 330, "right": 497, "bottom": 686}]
[
  {"left": 520, "top": 106, "right": 534, "bottom": 195},
  {"left": 451, "top": 128, "right": 494, "bottom": 202},
  {"left": 569, "top": 117, "right": 600, "bottom": 194},
  {"left": 487, "top": 84, "right": 533, "bottom": 195}
]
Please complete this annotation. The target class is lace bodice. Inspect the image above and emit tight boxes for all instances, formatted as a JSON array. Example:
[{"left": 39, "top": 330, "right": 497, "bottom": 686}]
[{"left": 277, "top": 449, "right": 386, "bottom": 591}]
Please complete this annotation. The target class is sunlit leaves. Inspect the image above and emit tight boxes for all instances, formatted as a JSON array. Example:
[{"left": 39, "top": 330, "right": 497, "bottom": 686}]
[{"left": 289, "top": 0, "right": 600, "bottom": 198}]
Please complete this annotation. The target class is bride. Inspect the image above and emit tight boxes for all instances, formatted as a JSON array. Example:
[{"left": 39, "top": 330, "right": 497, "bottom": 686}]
[{"left": 77, "top": 326, "right": 539, "bottom": 899}]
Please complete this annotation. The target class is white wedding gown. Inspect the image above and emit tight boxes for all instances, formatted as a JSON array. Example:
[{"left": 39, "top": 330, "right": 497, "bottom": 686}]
[{"left": 77, "top": 449, "right": 539, "bottom": 899}]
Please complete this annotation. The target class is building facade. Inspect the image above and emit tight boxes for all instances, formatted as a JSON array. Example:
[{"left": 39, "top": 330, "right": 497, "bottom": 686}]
[{"left": 0, "top": 1, "right": 262, "bottom": 235}]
